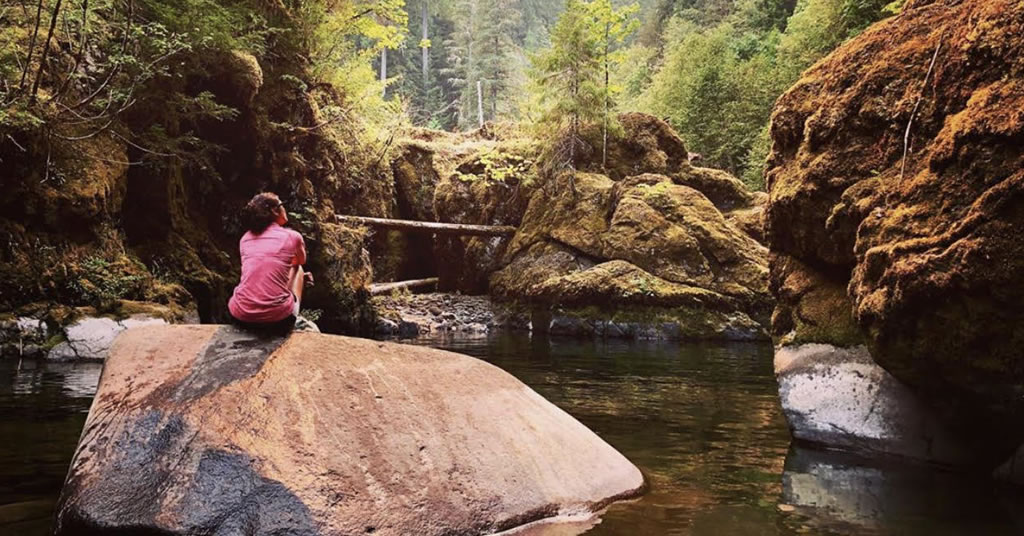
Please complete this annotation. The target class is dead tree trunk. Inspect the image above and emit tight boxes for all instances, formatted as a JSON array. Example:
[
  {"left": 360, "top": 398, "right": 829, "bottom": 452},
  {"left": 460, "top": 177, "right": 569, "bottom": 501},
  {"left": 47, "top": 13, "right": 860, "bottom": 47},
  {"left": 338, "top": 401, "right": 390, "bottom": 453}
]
[
  {"left": 476, "top": 79, "right": 483, "bottom": 127},
  {"left": 421, "top": 0, "right": 429, "bottom": 82},
  {"left": 30, "top": 0, "right": 64, "bottom": 103},
  {"left": 337, "top": 215, "right": 516, "bottom": 236},
  {"left": 369, "top": 277, "right": 439, "bottom": 295},
  {"left": 19, "top": 0, "right": 45, "bottom": 90},
  {"left": 380, "top": 48, "right": 388, "bottom": 98}
]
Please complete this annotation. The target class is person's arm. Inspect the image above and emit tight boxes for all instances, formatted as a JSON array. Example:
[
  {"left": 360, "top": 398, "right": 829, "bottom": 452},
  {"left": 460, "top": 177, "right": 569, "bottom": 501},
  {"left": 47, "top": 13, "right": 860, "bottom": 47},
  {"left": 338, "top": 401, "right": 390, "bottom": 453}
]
[
  {"left": 292, "top": 232, "right": 307, "bottom": 266},
  {"left": 292, "top": 232, "right": 313, "bottom": 286}
]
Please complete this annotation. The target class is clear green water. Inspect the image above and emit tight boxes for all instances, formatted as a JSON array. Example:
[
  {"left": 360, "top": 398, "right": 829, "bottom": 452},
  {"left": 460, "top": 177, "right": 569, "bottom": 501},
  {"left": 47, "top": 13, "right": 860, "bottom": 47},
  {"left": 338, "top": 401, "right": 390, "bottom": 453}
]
[{"left": 2, "top": 333, "right": 1022, "bottom": 535}]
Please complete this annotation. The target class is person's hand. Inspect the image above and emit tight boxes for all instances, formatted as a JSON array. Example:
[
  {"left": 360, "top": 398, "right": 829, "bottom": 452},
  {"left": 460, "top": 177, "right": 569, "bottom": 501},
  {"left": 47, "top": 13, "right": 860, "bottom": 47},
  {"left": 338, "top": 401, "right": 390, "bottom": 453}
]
[{"left": 304, "top": 271, "right": 315, "bottom": 287}]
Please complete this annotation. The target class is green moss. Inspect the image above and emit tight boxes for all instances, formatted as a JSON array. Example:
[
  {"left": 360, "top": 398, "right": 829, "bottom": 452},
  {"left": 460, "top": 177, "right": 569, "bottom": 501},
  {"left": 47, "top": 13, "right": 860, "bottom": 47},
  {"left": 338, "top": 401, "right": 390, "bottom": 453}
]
[
  {"left": 41, "top": 332, "right": 67, "bottom": 352},
  {"left": 787, "top": 287, "right": 866, "bottom": 348}
]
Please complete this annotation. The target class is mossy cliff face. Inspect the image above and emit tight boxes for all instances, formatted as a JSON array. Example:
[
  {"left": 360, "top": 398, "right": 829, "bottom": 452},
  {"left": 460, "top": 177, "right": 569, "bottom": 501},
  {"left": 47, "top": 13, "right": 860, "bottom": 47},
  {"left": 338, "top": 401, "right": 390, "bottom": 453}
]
[
  {"left": 767, "top": 0, "right": 1024, "bottom": 462},
  {"left": 1, "top": 46, "right": 386, "bottom": 333}
]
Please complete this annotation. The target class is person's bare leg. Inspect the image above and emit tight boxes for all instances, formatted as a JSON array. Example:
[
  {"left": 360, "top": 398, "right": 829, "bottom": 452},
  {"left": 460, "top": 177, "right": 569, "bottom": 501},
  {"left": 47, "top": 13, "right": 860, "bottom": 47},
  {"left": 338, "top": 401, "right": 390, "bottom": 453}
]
[{"left": 290, "top": 265, "right": 305, "bottom": 307}]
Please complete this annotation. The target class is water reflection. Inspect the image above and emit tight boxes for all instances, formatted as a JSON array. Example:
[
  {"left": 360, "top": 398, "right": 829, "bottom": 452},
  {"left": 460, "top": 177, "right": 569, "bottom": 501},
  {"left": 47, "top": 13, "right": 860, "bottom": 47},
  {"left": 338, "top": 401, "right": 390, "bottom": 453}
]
[
  {"left": 0, "top": 360, "right": 99, "bottom": 534},
  {"left": 3, "top": 334, "right": 1024, "bottom": 535},
  {"left": 781, "top": 445, "right": 1024, "bottom": 535},
  {"left": 417, "top": 333, "right": 1024, "bottom": 536}
]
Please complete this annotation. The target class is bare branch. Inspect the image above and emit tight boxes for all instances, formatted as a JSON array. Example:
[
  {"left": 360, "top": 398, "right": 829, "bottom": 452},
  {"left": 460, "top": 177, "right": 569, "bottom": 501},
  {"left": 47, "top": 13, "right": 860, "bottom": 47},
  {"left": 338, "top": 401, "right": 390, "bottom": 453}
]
[{"left": 55, "top": 0, "right": 89, "bottom": 99}]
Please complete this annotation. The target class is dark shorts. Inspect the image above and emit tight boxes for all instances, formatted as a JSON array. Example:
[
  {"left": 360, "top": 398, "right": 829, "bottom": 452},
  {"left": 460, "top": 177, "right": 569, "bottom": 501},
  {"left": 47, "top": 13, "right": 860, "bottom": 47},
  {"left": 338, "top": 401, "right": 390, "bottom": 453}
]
[
  {"left": 230, "top": 314, "right": 296, "bottom": 336},
  {"left": 229, "top": 293, "right": 299, "bottom": 336}
]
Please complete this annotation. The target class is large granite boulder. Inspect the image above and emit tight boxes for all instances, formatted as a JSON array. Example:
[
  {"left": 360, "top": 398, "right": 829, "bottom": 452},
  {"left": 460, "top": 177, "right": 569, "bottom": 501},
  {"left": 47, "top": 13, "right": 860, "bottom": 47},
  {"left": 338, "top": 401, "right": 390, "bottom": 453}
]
[
  {"left": 55, "top": 325, "right": 644, "bottom": 535},
  {"left": 775, "top": 344, "right": 969, "bottom": 464},
  {"left": 767, "top": 0, "right": 1024, "bottom": 465},
  {"left": 492, "top": 171, "right": 770, "bottom": 341}
]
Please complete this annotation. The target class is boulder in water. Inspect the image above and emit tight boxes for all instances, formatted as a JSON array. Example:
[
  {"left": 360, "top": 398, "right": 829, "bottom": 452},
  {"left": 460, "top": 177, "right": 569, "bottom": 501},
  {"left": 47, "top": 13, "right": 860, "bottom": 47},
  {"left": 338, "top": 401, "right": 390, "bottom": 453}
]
[
  {"left": 775, "top": 344, "right": 969, "bottom": 464},
  {"left": 55, "top": 325, "right": 644, "bottom": 535}
]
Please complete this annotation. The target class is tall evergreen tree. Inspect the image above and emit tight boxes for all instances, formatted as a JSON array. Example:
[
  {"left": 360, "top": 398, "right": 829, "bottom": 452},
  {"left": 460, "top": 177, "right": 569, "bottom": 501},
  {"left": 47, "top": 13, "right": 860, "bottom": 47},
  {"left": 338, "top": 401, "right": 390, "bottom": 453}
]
[{"left": 533, "top": 0, "right": 605, "bottom": 175}]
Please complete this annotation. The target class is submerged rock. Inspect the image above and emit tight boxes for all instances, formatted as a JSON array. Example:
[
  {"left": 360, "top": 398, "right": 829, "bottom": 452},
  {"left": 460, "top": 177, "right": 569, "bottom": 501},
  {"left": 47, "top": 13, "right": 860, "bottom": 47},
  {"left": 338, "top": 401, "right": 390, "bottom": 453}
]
[
  {"left": 55, "top": 325, "right": 644, "bottom": 535},
  {"left": 766, "top": 0, "right": 1024, "bottom": 464}
]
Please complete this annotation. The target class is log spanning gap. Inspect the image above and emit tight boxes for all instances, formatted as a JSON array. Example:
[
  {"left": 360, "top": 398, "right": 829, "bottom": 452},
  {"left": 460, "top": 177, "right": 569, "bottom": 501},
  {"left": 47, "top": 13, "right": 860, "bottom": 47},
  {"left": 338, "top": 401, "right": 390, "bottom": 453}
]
[
  {"left": 337, "top": 215, "right": 517, "bottom": 237},
  {"left": 369, "top": 277, "right": 439, "bottom": 296}
]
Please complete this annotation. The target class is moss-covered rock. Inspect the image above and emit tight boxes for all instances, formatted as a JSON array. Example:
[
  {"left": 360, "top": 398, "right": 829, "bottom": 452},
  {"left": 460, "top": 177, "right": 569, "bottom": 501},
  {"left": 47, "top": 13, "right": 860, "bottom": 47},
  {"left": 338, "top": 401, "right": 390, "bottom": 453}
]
[
  {"left": 766, "top": 0, "right": 1024, "bottom": 464},
  {"left": 493, "top": 171, "right": 770, "bottom": 341}
]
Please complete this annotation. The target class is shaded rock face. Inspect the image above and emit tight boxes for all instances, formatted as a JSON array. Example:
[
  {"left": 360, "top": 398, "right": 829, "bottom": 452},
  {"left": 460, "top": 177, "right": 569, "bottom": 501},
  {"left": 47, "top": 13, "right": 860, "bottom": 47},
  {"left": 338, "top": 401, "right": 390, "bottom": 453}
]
[
  {"left": 492, "top": 169, "right": 771, "bottom": 341},
  {"left": 375, "top": 130, "right": 537, "bottom": 294},
  {"left": 55, "top": 325, "right": 645, "bottom": 535},
  {"left": 433, "top": 154, "right": 535, "bottom": 293},
  {"left": 2, "top": 39, "right": 382, "bottom": 333},
  {"left": 766, "top": 0, "right": 1024, "bottom": 464}
]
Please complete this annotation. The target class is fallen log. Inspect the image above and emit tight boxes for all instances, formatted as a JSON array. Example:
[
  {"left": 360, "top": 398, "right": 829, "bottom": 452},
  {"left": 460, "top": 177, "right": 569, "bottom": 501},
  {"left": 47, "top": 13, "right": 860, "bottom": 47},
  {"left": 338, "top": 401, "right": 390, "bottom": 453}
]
[
  {"left": 337, "top": 215, "right": 516, "bottom": 237},
  {"left": 369, "top": 277, "right": 439, "bottom": 295}
]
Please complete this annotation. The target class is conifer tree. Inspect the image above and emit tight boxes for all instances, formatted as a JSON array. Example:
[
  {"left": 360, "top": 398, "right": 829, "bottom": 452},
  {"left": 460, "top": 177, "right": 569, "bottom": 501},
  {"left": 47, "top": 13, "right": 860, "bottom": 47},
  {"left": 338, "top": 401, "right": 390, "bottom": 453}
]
[
  {"left": 443, "top": 0, "right": 523, "bottom": 129},
  {"left": 533, "top": 0, "right": 636, "bottom": 173}
]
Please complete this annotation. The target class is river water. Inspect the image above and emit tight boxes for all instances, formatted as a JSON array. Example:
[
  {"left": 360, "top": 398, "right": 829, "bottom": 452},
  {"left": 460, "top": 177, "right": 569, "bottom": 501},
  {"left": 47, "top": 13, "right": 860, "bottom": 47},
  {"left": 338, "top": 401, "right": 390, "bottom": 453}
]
[{"left": 1, "top": 333, "right": 1022, "bottom": 535}]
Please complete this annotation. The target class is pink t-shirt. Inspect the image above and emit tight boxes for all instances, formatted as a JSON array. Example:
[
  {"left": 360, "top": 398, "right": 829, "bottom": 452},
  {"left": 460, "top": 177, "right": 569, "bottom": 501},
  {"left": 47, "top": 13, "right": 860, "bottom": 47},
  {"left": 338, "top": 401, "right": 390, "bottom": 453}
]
[{"left": 228, "top": 223, "right": 305, "bottom": 323}]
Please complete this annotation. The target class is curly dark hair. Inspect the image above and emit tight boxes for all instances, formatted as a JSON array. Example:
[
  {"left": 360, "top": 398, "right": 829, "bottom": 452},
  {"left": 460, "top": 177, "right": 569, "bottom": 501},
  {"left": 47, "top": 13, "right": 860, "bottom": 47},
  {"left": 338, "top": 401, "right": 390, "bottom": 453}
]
[{"left": 242, "top": 192, "right": 281, "bottom": 234}]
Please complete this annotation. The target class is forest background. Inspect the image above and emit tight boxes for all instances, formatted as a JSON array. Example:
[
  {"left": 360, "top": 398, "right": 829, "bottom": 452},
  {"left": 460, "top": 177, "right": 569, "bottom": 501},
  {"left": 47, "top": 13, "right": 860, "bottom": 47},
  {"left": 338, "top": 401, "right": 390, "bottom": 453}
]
[
  {"left": 1, "top": 0, "right": 902, "bottom": 194},
  {"left": 378, "top": 0, "right": 901, "bottom": 188}
]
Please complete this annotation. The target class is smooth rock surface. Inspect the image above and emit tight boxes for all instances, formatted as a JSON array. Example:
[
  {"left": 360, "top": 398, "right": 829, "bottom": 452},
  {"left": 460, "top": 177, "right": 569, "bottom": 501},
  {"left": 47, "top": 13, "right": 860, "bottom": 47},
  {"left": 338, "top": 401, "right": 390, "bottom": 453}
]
[
  {"left": 55, "top": 325, "right": 644, "bottom": 536},
  {"left": 775, "top": 343, "right": 968, "bottom": 464},
  {"left": 47, "top": 314, "right": 167, "bottom": 361}
]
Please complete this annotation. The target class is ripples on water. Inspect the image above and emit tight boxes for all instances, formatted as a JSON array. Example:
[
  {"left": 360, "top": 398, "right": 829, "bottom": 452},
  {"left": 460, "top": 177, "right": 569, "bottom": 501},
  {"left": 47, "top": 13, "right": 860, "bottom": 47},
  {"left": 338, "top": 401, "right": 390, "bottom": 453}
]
[{"left": 1, "top": 333, "right": 1023, "bottom": 535}]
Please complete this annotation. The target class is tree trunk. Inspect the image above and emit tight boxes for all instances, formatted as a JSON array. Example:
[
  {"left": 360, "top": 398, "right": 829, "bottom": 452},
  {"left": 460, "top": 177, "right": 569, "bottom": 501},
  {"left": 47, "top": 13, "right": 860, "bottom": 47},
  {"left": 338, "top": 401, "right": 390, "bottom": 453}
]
[
  {"left": 603, "top": 22, "right": 610, "bottom": 170},
  {"left": 421, "top": 0, "right": 429, "bottom": 82},
  {"left": 476, "top": 79, "right": 483, "bottom": 127},
  {"left": 336, "top": 215, "right": 516, "bottom": 236},
  {"left": 380, "top": 48, "right": 388, "bottom": 98},
  {"left": 19, "top": 0, "right": 45, "bottom": 90},
  {"left": 491, "top": 34, "right": 498, "bottom": 119},
  {"left": 30, "top": 0, "right": 64, "bottom": 103}
]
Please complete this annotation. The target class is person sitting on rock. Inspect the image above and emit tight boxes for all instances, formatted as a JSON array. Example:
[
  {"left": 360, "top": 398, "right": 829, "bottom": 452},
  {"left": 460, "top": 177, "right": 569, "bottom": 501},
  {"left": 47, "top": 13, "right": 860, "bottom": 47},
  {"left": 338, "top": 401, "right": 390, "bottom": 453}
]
[{"left": 228, "top": 192, "right": 313, "bottom": 333}]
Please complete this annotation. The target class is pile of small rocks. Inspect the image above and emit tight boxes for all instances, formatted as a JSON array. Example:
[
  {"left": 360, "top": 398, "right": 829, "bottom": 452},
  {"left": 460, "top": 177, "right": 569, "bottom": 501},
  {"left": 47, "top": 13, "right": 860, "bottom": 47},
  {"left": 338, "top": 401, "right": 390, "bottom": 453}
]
[{"left": 371, "top": 293, "right": 528, "bottom": 338}]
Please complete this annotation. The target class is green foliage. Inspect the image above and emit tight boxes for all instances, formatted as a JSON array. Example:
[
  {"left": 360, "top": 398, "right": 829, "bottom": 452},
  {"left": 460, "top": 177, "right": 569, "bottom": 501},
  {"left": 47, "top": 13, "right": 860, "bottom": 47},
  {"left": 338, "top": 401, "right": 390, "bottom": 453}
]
[
  {"left": 623, "top": 0, "right": 895, "bottom": 186},
  {"left": 454, "top": 147, "right": 533, "bottom": 183},
  {"left": 300, "top": 308, "right": 324, "bottom": 323},
  {"left": 68, "top": 256, "right": 149, "bottom": 310},
  {"left": 741, "top": 123, "right": 772, "bottom": 190},
  {"left": 0, "top": 0, "right": 273, "bottom": 176},
  {"left": 441, "top": 0, "right": 525, "bottom": 129}
]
